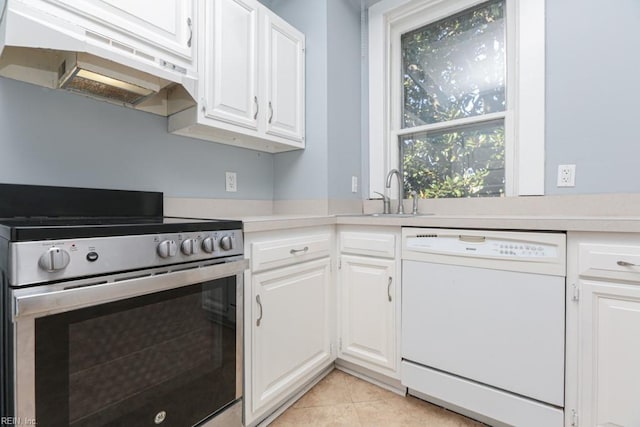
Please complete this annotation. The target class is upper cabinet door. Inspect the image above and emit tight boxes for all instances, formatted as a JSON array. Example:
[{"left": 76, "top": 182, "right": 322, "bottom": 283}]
[
  {"left": 263, "top": 10, "right": 305, "bottom": 143},
  {"left": 201, "top": 0, "right": 259, "bottom": 130},
  {"left": 49, "top": 0, "right": 194, "bottom": 60}
]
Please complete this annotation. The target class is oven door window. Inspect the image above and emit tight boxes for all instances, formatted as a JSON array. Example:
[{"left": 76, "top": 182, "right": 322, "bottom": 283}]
[{"left": 35, "top": 277, "right": 238, "bottom": 427}]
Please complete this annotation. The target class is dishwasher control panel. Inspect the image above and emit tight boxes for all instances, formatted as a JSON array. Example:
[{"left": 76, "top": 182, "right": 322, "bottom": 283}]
[
  {"left": 406, "top": 234, "right": 558, "bottom": 259},
  {"left": 402, "top": 228, "right": 566, "bottom": 276}
]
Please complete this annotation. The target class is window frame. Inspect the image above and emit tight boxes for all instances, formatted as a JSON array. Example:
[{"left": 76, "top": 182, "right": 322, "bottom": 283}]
[{"left": 368, "top": 0, "right": 544, "bottom": 199}]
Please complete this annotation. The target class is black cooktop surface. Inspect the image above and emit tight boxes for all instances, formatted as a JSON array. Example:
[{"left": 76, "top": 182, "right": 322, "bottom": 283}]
[
  {"left": 0, "top": 184, "right": 243, "bottom": 242},
  {"left": 0, "top": 216, "right": 243, "bottom": 242}
]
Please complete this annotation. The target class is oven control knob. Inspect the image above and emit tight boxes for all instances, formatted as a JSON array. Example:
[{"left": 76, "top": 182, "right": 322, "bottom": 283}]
[
  {"left": 157, "top": 240, "right": 177, "bottom": 258},
  {"left": 202, "top": 237, "right": 215, "bottom": 253},
  {"left": 38, "top": 247, "right": 70, "bottom": 272},
  {"left": 181, "top": 238, "right": 200, "bottom": 256},
  {"left": 219, "top": 235, "right": 233, "bottom": 251}
]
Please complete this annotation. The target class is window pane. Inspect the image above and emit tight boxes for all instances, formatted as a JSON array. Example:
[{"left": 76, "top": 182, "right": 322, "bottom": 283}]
[
  {"left": 401, "top": 0, "right": 505, "bottom": 127},
  {"left": 401, "top": 120, "right": 505, "bottom": 198}
]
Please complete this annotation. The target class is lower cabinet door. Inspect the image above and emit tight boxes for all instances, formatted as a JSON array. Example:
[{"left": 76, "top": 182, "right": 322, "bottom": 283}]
[
  {"left": 251, "top": 258, "right": 332, "bottom": 415},
  {"left": 339, "top": 254, "right": 396, "bottom": 373},
  {"left": 579, "top": 279, "right": 640, "bottom": 427}
]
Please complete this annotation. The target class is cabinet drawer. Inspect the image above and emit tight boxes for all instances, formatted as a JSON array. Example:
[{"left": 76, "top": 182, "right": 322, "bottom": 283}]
[
  {"left": 579, "top": 243, "right": 640, "bottom": 282},
  {"left": 251, "top": 234, "right": 330, "bottom": 272},
  {"left": 339, "top": 232, "right": 395, "bottom": 259}
]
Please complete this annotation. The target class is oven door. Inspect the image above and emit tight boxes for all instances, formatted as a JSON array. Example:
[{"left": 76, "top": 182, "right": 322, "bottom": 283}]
[{"left": 11, "top": 258, "right": 247, "bottom": 427}]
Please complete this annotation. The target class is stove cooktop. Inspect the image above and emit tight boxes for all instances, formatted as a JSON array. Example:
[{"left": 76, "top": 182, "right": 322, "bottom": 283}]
[
  {"left": 0, "top": 184, "right": 243, "bottom": 242},
  {"left": 0, "top": 216, "right": 243, "bottom": 242}
]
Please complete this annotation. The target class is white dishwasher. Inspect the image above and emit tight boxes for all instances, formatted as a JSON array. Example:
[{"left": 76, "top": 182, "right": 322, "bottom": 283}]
[{"left": 401, "top": 228, "right": 566, "bottom": 427}]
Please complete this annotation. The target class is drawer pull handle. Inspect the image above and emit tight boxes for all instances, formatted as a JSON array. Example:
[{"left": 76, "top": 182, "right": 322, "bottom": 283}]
[
  {"left": 256, "top": 295, "right": 263, "bottom": 327},
  {"left": 290, "top": 246, "right": 309, "bottom": 255},
  {"left": 617, "top": 260, "right": 637, "bottom": 267},
  {"left": 388, "top": 276, "right": 393, "bottom": 302}
]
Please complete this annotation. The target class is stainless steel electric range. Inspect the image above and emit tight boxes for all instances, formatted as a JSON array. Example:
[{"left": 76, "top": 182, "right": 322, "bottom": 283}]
[{"left": 0, "top": 184, "right": 247, "bottom": 427}]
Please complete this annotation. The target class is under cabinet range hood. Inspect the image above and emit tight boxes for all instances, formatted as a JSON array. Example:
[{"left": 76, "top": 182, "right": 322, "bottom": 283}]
[
  {"left": 57, "top": 52, "right": 159, "bottom": 106},
  {"left": 0, "top": 0, "right": 197, "bottom": 115}
]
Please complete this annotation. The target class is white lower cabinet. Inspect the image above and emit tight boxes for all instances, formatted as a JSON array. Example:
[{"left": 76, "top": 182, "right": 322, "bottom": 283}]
[
  {"left": 339, "top": 255, "right": 395, "bottom": 371},
  {"left": 578, "top": 279, "right": 640, "bottom": 427},
  {"left": 244, "top": 227, "right": 334, "bottom": 426},
  {"left": 251, "top": 258, "right": 332, "bottom": 415},
  {"left": 337, "top": 227, "right": 401, "bottom": 379},
  {"left": 567, "top": 232, "right": 640, "bottom": 427}
]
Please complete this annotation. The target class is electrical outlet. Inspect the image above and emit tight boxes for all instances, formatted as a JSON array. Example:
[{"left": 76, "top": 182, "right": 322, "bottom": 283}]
[
  {"left": 557, "top": 164, "right": 576, "bottom": 187},
  {"left": 225, "top": 172, "right": 237, "bottom": 192},
  {"left": 351, "top": 176, "right": 358, "bottom": 193}
]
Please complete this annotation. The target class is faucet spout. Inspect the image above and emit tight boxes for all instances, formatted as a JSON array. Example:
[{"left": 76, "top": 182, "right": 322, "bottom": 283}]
[{"left": 385, "top": 169, "right": 404, "bottom": 214}]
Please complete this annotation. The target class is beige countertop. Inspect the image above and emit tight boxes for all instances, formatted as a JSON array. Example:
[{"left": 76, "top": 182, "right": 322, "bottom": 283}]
[
  {"left": 240, "top": 215, "right": 336, "bottom": 233},
  {"left": 240, "top": 213, "right": 640, "bottom": 234},
  {"left": 165, "top": 193, "right": 640, "bottom": 234}
]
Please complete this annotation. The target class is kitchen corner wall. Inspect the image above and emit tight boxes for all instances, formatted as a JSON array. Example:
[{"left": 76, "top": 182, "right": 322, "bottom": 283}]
[
  {"left": 545, "top": 0, "right": 640, "bottom": 195},
  {"left": 265, "top": 0, "right": 362, "bottom": 201},
  {"left": 327, "top": 0, "right": 362, "bottom": 200},
  {"left": 0, "top": 77, "right": 274, "bottom": 199}
]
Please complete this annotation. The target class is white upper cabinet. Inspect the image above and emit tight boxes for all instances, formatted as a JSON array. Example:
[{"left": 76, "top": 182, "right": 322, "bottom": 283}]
[
  {"left": 263, "top": 11, "right": 304, "bottom": 143},
  {"left": 203, "top": 0, "right": 258, "bottom": 129},
  {"left": 169, "top": 0, "right": 305, "bottom": 153},
  {"left": 48, "top": 0, "right": 194, "bottom": 60},
  {"left": 12, "top": 0, "right": 196, "bottom": 74}
]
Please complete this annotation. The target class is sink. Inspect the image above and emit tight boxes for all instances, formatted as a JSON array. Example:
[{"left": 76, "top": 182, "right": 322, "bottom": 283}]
[
  {"left": 341, "top": 213, "right": 434, "bottom": 218},
  {"left": 368, "top": 213, "right": 434, "bottom": 217}
]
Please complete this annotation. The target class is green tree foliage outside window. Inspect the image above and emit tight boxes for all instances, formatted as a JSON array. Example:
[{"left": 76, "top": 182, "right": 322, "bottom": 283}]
[{"left": 400, "top": 0, "right": 506, "bottom": 198}]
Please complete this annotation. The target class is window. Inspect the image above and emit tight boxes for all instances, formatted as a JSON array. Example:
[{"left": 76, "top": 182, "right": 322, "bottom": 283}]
[
  {"left": 401, "top": 0, "right": 505, "bottom": 197},
  {"left": 368, "top": 0, "right": 545, "bottom": 198}
]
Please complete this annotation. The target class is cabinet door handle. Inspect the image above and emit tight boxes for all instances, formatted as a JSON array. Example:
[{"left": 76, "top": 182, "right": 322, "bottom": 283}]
[
  {"left": 290, "top": 246, "right": 309, "bottom": 255},
  {"left": 187, "top": 17, "right": 193, "bottom": 47},
  {"left": 617, "top": 260, "right": 637, "bottom": 267},
  {"left": 268, "top": 101, "right": 273, "bottom": 124},
  {"left": 387, "top": 276, "right": 392, "bottom": 302},
  {"left": 253, "top": 96, "right": 259, "bottom": 120},
  {"left": 256, "top": 295, "right": 263, "bottom": 327}
]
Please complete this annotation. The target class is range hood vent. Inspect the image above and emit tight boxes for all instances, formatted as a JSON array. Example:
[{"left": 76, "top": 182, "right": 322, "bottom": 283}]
[
  {"left": 58, "top": 53, "right": 158, "bottom": 106},
  {"left": 0, "top": 1, "right": 196, "bottom": 116}
]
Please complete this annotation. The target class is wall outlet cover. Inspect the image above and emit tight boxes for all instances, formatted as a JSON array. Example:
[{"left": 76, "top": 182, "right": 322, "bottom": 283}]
[
  {"left": 225, "top": 172, "right": 237, "bottom": 192},
  {"left": 557, "top": 164, "right": 576, "bottom": 187}
]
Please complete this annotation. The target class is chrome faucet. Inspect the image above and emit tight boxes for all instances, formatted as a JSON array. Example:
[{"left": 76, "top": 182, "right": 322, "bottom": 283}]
[
  {"left": 373, "top": 191, "right": 391, "bottom": 214},
  {"left": 410, "top": 190, "right": 419, "bottom": 215},
  {"left": 385, "top": 169, "right": 404, "bottom": 214}
]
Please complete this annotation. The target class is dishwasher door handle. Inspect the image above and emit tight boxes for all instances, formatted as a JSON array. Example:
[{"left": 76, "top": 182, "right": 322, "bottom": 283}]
[{"left": 459, "top": 235, "right": 486, "bottom": 243}]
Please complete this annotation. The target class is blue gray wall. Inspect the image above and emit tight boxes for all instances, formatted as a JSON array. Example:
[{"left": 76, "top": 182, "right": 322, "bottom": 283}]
[
  {"left": 265, "top": 0, "right": 362, "bottom": 200},
  {"left": 266, "top": 0, "right": 330, "bottom": 200},
  {"left": 545, "top": 0, "right": 640, "bottom": 194},
  {"left": 327, "top": 0, "right": 362, "bottom": 199},
  {"left": 3, "top": 0, "right": 631, "bottom": 201},
  {"left": 0, "top": 78, "right": 274, "bottom": 199}
]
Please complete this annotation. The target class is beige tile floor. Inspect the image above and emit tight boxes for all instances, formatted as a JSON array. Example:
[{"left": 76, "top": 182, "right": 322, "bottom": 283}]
[{"left": 270, "top": 369, "right": 485, "bottom": 427}]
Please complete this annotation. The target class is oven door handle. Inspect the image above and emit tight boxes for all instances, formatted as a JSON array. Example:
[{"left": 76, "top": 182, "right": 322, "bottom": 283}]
[{"left": 14, "top": 259, "right": 249, "bottom": 319}]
